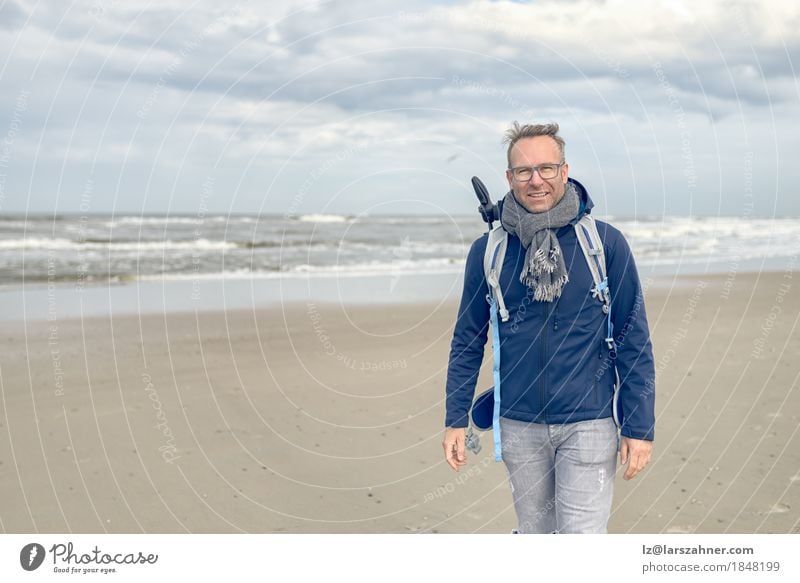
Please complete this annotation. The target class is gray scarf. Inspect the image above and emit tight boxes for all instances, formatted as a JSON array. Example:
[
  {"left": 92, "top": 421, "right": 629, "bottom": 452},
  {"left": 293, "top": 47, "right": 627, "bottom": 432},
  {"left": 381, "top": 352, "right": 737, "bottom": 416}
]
[{"left": 500, "top": 182, "right": 580, "bottom": 302}]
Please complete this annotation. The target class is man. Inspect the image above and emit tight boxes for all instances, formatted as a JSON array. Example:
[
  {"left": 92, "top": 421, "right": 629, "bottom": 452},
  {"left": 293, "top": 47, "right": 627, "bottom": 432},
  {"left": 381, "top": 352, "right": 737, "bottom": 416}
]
[{"left": 442, "top": 122, "right": 655, "bottom": 534}]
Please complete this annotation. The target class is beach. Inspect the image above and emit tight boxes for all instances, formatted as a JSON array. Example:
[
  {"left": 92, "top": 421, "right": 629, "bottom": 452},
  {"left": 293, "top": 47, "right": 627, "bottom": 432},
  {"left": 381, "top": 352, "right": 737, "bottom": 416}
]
[{"left": 1, "top": 270, "right": 798, "bottom": 533}]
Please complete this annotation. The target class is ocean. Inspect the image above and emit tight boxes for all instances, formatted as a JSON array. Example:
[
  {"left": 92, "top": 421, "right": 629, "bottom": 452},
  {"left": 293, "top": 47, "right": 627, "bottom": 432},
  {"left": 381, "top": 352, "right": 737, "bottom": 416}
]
[
  {"left": 2, "top": 213, "right": 798, "bottom": 286},
  {"left": 1, "top": 213, "right": 797, "bottom": 321}
]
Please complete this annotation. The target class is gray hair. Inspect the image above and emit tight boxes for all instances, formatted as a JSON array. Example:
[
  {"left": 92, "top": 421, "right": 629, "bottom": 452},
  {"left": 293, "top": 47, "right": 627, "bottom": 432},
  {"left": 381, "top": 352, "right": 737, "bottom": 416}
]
[{"left": 503, "top": 122, "right": 565, "bottom": 167}]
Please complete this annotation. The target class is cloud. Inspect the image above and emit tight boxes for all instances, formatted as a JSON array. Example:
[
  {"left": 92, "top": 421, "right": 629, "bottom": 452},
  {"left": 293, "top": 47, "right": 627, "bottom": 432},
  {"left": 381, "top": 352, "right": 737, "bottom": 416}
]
[
  {"left": 0, "top": 0, "right": 797, "bottom": 216},
  {"left": 0, "top": 0, "right": 26, "bottom": 31}
]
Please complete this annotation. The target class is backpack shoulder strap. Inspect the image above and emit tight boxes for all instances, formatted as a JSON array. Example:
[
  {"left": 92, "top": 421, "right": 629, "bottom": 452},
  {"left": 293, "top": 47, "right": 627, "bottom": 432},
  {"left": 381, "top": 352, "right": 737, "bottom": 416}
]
[
  {"left": 574, "top": 214, "right": 607, "bottom": 287},
  {"left": 481, "top": 225, "right": 508, "bottom": 461},
  {"left": 574, "top": 214, "right": 614, "bottom": 351},
  {"left": 483, "top": 225, "right": 509, "bottom": 322}
]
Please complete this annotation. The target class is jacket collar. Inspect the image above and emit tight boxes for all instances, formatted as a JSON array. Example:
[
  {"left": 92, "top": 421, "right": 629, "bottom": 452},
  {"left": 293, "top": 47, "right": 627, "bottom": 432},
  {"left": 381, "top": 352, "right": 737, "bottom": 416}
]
[{"left": 568, "top": 177, "right": 593, "bottom": 225}]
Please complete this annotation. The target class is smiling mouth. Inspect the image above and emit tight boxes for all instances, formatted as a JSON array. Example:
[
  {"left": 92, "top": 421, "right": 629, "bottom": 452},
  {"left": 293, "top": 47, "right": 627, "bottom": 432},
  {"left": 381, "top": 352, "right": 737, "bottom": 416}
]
[{"left": 526, "top": 192, "right": 549, "bottom": 198}]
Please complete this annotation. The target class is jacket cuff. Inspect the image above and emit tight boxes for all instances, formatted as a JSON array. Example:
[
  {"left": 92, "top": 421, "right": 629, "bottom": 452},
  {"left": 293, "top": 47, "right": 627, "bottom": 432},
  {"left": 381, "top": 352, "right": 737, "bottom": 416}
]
[
  {"left": 445, "top": 414, "right": 469, "bottom": 428},
  {"left": 620, "top": 426, "right": 654, "bottom": 441}
]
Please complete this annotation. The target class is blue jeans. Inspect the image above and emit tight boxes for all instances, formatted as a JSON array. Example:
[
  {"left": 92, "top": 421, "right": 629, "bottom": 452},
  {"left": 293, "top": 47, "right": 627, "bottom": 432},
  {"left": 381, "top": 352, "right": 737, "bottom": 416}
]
[{"left": 500, "top": 416, "right": 618, "bottom": 534}]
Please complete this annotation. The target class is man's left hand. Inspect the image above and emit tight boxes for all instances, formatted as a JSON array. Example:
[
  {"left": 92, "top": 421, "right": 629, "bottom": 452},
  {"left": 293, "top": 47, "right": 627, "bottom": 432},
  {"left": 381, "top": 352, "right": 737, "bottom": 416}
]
[{"left": 619, "top": 437, "right": 653, "bottom": 480}]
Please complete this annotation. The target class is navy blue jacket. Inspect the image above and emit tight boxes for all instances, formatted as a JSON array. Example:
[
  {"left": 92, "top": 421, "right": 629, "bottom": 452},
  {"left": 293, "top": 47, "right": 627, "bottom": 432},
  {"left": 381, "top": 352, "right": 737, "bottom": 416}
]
[{"left": 445, "top": 179, "right": 656, "bottom": 441}]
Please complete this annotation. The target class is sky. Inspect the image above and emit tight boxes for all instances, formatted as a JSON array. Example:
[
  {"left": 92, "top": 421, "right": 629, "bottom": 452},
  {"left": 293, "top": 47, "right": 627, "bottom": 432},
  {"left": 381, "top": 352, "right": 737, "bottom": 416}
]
[{"left": 0, "top": 0, "right": 798, "bottom": 218}]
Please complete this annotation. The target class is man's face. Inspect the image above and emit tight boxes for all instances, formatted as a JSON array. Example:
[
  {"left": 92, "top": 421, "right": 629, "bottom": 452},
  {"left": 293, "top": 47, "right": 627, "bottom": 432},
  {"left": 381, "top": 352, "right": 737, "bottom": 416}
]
[{"left": 506, "top": 136, "right": 569, "bottom": 214}]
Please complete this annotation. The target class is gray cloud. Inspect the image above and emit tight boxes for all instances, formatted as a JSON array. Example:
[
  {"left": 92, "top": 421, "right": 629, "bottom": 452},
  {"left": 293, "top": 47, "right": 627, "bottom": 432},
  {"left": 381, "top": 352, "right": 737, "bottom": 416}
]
[
  {"left": 0, "top": 0, "right": 26, "bottom": 30},
  {"left": 0, "top": 0, "right": 797, "bottom": 216}
]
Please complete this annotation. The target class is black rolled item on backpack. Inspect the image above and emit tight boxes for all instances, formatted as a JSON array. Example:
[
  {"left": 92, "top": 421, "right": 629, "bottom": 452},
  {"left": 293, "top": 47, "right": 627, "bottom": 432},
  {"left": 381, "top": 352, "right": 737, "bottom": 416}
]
[{"left": 472, "top": 176, "right": 501, "bottom": 228}]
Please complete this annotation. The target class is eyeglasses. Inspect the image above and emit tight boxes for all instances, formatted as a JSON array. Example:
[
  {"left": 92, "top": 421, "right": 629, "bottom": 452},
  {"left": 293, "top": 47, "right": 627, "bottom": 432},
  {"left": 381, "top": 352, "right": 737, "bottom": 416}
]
[{"left": 509, "top": 163, "right": 564, "bottom": 182}]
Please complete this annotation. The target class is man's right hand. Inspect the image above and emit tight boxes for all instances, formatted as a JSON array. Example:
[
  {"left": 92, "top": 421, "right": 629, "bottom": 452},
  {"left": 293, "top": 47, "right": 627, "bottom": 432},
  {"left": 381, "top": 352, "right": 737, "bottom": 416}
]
[{"left": 442, "top": 427, "right": 467, "bottom": 472}]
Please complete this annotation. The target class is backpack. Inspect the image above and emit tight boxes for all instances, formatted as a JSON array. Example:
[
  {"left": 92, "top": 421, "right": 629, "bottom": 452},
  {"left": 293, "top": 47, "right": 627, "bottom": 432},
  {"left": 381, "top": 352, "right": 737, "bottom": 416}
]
[{"left": 467, "top": 216, "right": 621, "bottom": 461}]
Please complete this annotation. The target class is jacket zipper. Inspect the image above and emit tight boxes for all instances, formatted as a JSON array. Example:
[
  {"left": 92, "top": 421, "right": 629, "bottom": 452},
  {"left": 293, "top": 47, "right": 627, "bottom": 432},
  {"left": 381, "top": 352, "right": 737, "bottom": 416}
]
[{"left": 540, "top": 301, "right": 549, "bottom": 421}]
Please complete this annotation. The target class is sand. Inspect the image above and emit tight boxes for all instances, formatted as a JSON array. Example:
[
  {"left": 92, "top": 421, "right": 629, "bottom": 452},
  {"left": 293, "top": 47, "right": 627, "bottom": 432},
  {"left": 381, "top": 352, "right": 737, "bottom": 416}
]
[{"left": 0, "top": 271, "right": 798, "bottom": 533}]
